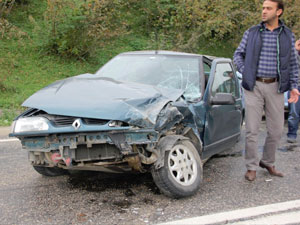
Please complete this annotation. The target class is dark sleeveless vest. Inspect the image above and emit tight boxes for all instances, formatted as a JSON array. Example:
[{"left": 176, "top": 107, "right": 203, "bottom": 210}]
[{"left": 242, "top": 22, "right": 293, "bottom": 93}]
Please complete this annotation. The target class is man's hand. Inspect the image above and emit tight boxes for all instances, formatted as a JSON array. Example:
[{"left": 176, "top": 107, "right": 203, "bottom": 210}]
[
  {"left": 288, "top": 88, "right": 300, "bottom": 103},
  {"left": 296, "top": 40, "right": 300, "bottom": 52}
]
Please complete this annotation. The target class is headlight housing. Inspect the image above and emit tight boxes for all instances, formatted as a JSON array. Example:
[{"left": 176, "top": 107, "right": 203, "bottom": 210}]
[{"left": 14, "top": 117, "right": 49, "bottom": 133}]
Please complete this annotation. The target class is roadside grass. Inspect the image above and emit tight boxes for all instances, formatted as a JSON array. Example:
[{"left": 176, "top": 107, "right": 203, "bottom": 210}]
[
  {"left": 0, "top": 40, "right": 95, "bottom": 125},
  {"left": 0, "top": 33, "right": 156, "bottom": 126}
]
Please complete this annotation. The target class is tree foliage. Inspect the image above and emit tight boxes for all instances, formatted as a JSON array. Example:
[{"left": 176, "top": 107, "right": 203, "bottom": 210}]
[
  {"left": 0, "top": 0, "right": 29, "bottom": 39},
  {"left": 2, "top": 0, "right": 300, "bottom": 59},
  {"left": 0, "top": 0, "right": 29, "bottom": 18},
  {"left": 36, "top": 0, "right": 127, "bottom": 59},
  {"left": 123, "top": 0, "right": 299, "bottom": 52}
]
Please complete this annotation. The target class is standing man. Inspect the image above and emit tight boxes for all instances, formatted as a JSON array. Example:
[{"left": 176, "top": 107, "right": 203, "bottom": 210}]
[
  {"left": 287, "top": 39, "right": 300, "bottom": 143},
  {"left": 234, "top": 0, "right": 299, "bottom": 181}
]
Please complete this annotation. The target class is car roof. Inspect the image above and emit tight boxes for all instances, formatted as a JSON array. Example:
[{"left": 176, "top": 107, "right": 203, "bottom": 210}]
[
  {"left": 119, "top": 50, "right": 218, "bottom": 61},
  {"left": 120, "top": 50, "right": 199, "bottom": 56}
]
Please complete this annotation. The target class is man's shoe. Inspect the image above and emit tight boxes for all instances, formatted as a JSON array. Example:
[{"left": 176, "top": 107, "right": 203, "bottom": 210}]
[
  {"left": 287, "top": 138, "right": 297, "bottom": 143},
  {"left": 245, "top": 170, "right": 256, "bottom": 181},
  {"left": 259, "top": 161, "right": 284, "bottom": 177}
]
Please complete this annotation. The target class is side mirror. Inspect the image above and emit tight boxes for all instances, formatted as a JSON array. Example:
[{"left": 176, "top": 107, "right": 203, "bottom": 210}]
[{"left": 211, "top": 93, "right": 235, "bottom": 105}]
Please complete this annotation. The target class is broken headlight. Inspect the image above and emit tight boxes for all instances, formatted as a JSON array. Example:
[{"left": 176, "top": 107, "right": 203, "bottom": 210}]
[{"left": 13, "top": 117, "right": 49, "bottom": 133}]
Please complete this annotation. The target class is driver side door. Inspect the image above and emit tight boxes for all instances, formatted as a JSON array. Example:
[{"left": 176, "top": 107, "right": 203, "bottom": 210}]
[{"left": 203, "top": 59, "right": 242, "bottom": 158}]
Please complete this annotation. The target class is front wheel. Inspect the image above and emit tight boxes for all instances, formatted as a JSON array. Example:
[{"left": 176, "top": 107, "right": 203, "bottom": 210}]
[
  {"left": 33, "top": 166, "right": 69, "bottom": 176},
  {"left": 151, "top": 139, "right": 203, "bottom": 198}
]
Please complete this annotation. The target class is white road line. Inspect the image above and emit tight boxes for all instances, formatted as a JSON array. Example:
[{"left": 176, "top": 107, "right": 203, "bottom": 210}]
[
  {"left": 0, "top": 138, "right": 19, "bottom": 143},
  {"left": 159, "top": 199, "right": 300, "bottom": 225},
  {"left": 232, "top": 210, "right": 300, "bottom": 225}
]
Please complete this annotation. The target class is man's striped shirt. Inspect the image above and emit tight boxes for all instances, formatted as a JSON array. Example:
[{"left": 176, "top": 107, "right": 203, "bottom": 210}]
[{"left": 234, "top": 23, "right": 299, "bottom": 89}]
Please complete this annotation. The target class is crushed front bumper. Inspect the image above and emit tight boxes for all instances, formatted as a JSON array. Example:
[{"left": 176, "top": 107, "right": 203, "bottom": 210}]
[{"left": 17, "top": 129, "right": 159, "bottom": 172}]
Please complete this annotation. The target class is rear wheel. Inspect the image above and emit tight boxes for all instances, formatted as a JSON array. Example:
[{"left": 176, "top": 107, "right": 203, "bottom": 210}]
[
  {"left": 33, "top": 166, "right": 68, "bottom": 176},
  {"left": 151, "top": 139, "right": 202, "bottom": 198}
]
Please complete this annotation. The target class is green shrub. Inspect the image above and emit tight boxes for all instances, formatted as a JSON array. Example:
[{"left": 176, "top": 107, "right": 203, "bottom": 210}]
[
  {"left": 36, "top": 0, "right": 127, "bottom": 60},
  {"left": 21, "top": 0, "right": 300, "bottom": 59}
]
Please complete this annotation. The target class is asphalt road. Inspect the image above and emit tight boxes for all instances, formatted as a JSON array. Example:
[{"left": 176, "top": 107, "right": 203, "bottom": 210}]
[{"left": 1, "top": 121, "right": 300, "bottom": 225}]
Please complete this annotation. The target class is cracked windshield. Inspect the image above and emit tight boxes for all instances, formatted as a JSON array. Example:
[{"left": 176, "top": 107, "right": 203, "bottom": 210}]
[{"left": 95, "top": 55, "right": 201, "bottom": 101}]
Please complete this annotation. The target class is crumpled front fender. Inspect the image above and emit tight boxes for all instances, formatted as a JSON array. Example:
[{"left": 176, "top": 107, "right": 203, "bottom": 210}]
[
  {"left": 154, "top": 104, "right": 184, "bottom": 133},
  {"left": 154, "top": 135, "right": 188, "bottom": 169}
]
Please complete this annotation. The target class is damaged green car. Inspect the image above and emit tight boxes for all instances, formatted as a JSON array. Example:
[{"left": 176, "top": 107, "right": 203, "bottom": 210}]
[{"left": 10, "top": 51, "right": 243, "bottom": 198}]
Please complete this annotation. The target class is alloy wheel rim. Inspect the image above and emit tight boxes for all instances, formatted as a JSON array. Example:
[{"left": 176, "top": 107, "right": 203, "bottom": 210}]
[{"left": 168, "top": 144, "right": 197, "bottom": 186}]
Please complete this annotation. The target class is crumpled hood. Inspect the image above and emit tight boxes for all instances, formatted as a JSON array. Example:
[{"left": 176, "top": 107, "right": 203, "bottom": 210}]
[{"left": 22, "top": 74, "right": 184, "bottom": 128}]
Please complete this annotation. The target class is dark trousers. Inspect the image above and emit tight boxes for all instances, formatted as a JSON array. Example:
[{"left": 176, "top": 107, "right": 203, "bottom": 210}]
[{"left": 287, "top": 87, "right": 300, "bottom": 139}]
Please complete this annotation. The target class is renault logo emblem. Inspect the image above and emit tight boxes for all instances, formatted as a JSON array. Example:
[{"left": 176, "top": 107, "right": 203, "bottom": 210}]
[{"left": 72, "top": 119, "right": 81, "bottom": 130}]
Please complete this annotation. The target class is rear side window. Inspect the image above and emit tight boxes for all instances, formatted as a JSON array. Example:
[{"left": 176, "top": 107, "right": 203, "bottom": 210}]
[
  {"left": 204, "top": 63, "right": 211, "bottom": 75},
  {"left": 203, "top": 62, "right": 211, "bottom": 89}
]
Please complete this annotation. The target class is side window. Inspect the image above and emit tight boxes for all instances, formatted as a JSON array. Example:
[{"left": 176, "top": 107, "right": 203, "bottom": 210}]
[
  {"left": 204, "top": 63, "right": 211, "bottom": 75},
  {"left": 203, "top": 62, "right": 211, "bottom": 88},
  {"left": 211, "top": 63, "right": 238, "bottom": 97}
]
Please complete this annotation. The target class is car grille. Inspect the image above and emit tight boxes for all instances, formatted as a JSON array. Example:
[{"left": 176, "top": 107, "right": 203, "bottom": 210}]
[
  {"left": 51, "top": 116, "right": 76, "bottom": 126},
  {"left": 23, "top": 109, "right": 110, "bottom": 127},
  {"left": 82, "top": 118, "right": 109, "bottom": 125},
  {"left": 42, "top": 115, "right": 108, "bottom": 127}
]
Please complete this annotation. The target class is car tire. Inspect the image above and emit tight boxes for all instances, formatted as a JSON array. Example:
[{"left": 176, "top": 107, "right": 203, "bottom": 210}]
[
  {"left": 33, "top": 166, "right": 69, "bottom": 177},
  {"left": 151, "top": 139, "right": 203, "bottom": 198}
]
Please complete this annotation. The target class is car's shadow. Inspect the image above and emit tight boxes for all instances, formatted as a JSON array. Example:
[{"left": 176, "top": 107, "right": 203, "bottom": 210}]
[{"left": 66, "top": 170, "right": 161, "bottom": 195}]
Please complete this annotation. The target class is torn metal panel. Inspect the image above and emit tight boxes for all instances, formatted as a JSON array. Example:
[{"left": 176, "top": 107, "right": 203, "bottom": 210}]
[
  {"left": 168, "top": 101, "right": 205, "bottom": 145},
  {"left": 154, "top": 104, "right": 184, "bottom": 132},
  {"left": 108, "top": 133, "right": 133, "bottom": 154}
]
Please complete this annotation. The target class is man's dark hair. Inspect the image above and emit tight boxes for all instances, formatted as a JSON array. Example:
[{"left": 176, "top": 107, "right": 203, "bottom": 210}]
[{"left": 264, "top": 0, "right": 284, "bottom": 17}]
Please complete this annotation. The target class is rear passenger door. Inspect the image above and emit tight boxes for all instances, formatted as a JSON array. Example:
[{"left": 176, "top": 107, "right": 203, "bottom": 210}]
[{"left": 203, "top": 58, "right": 242, "bottom": 158}]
